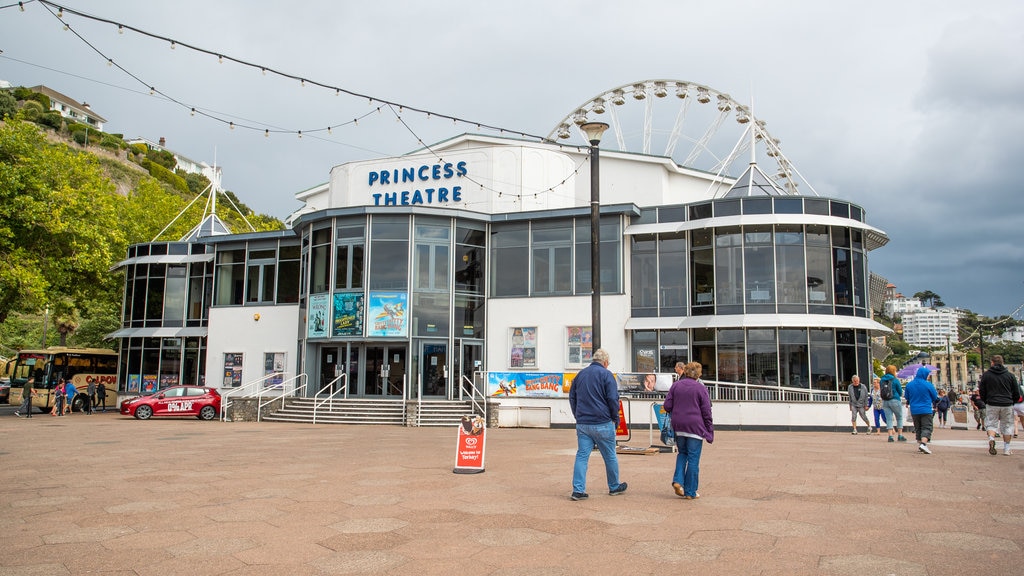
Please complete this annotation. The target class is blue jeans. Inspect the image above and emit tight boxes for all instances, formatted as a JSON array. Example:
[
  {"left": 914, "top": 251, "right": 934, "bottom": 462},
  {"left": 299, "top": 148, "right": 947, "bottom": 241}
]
[
  {"left": 873, "top": 408, "right": 888, "bottom": 428},
  {"left": 572, "top": 421, "right": 622, "bottom": 493},
  {"left": 882, "top": 399, "right": 904, "bottom": 430},
  {"left": 673, "top": 436, "right": 703, "bottom": 497}
]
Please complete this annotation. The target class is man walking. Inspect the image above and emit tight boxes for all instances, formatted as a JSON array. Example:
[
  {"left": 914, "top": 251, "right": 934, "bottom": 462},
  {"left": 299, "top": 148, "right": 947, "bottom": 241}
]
[
  {"left": 848, "top": 375, "right": 871, "bottom": 434},
  {"left": 569, "top": 348, "right": 627, "bottom": 501},
  {"left": 979, "top": 355, "right": 1023, "bottom": 456},
  {"left": 905, "top": 366, "right": 939, "bottom": 454},
  {"left": 14, "top": 377, "right": 36, "bottom": 418}
]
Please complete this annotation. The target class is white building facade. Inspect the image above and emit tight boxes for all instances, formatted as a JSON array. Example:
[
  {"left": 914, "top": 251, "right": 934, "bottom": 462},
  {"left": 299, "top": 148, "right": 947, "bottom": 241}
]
[
  {"left": 901, "top": 308, "right": 959, "bottom": 348},
  {"left": 110, "top": 131, "right": 891, "bottom": 428}
]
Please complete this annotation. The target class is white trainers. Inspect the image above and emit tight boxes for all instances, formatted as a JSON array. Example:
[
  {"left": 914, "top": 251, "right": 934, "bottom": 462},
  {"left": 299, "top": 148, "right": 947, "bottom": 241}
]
[
  {"left": 1004, "top": 448, "right": 1013, "bottom": 456},
  {"left": 919, "top": 443, "right": 932, "bottom": 454}
]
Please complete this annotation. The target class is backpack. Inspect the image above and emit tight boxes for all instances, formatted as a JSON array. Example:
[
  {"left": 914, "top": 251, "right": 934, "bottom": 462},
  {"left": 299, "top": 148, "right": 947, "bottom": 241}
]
[{"left": 879, "top": 378, "right": 893, "bottom": 401}]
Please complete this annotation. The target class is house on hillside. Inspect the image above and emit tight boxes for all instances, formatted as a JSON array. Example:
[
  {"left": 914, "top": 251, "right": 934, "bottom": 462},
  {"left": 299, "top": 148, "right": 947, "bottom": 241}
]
[
  {"left": 29, "top": 85, "right": 107, "bottom": 131},
  {"left": 125, "top": 136, "right": 221, "bottom": 183}
]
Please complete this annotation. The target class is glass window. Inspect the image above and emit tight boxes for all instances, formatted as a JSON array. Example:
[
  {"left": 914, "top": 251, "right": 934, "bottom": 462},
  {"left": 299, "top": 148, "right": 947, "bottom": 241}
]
[
  {"left": 277, "top": 244, "right": 300, "bottom": 304},
  {"left": 743, "top": 226, "right": 774, "bottom": 311},
  {"left": 836, "top": 329, "right": 857, "bottom": 388},
  {"left": 714, "top": 227, "right": 743, "bottom": 314},
  {"left": 335, "top": 225, "right": 365, "bottom": 291},
  {"left": 779, "top": 329, "right": 809, "bottom": 388},
  {"left": 833, "top": 247, "right": 852, "bottom": 308},
  {"left": 454, "top": 295, "right": 485, "bottom": 339},
  {"left": 714, "top": 199, "right": 741, "bottom": 217},
  {"left": 804, "top": 198, "right": 830, "bottom": 216},
  {"left": 658, "top": 232, "right": 686, "bottom": 315},
  {"left": 631, "top": 330, "right": 658, "bottom": 372},
  {"left": 575, "top": 217, "right": 622, "bottom": 295},
  {"left": 659, "top": 330, "right": 688, "bottom": 373},
  {"left": 532, "top": 221, "right": 572, "bottom": 295},
  {"left": 412, "top": 293, "right": 449, "bottom": 337},
  {"left": 775, "top": 225, "right": 806, "bottom": 313},
  {"left": 810, "top": 329, "right": 836, "bottom": 391},
  {"left": 689, "top": 202, "right": 712, "bottom": 220},
  {"left": 455, "top": 223, "right": 486, "bottom": 295},
  {"left": 310, "top": 226, "right": 332, "bottom": 295},
  {"left": 692, "top": 328, "right": 716, "bottom": 381},
  {"left": 164, "top": 264, "right": 186, "bottom": 326},
  {"left": 414, "top": 243, "right": 450, "bottom": 292},
  {"left": 806, "top": 236, "right": 832, "bottom": 311},
  {"left": 717, "top": 329, "right": 745, "bottom": 383},
  {"left": 830, "top": 201, "right": 850, "bottom": 219},
  {"left": 690, "top": 229, "right": 714, "bottom": 313},
  {"left": 490, "top": 222, "right": 529, "bottom": 297},
  {"left": 658, "top": 206, "right": 685, "bottom": 223},
  {"left": 773, "top": 197, "right": 802, "bottom": 214},
  {"left": 630, "top": 235, "right": 658, "bottom": 317},
  {"left": 747, "top": 329, "right": 778, "bottom": 387},
  {"left": 852, "top": 250, "right": 867, "bottom": 312},
  {"left": 369, "top": 217, "right": 409, "bottom": 291},
  {"left": 146, "top": 265, "right": 165, "bottom": 323},
  {"left": 742, "top": 197, "right": 772, "bottom": 215}
]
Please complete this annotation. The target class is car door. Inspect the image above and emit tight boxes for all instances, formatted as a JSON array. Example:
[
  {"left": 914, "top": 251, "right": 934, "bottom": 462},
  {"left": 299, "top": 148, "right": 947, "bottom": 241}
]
[{"left": 155, "top": 387, "right": 187, "bottom": 416}]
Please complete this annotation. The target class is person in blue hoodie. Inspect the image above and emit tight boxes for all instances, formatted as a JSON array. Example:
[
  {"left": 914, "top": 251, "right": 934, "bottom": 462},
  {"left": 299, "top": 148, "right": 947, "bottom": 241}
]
[
  {"left": 880, "top": 365, "right": 907, "bottom": 443},
  {"left": 905, "top": 366, "right": 939, "bottom": 454}
]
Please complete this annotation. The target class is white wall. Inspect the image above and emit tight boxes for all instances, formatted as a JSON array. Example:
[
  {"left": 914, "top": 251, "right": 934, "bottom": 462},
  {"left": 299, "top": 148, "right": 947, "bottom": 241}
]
[{"left": 206, "top": 305, "right": 299, "bottom": 390}]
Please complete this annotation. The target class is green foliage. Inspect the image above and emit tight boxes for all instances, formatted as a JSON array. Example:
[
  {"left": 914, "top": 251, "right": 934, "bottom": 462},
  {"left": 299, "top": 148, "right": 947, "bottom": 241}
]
[
  {"left": 0, "top": 90, "right": 16, "bottom": 120},
  {"left": 129, "top": 143, "right": 148, "bottom": 156},
  {"left": 146, "top": 148, "right": 177, "bottom": 170},
  {"left": 18, "top": 99, "right": 43, "bottom": 120},
  {"left": 38, "top": 111, "right": 64, "bottom": 130},
  {"left": 71, "top": 129, "right": 88, "bottom": 146},
  {"left": 141, "top": 159, "right": 189, "bottom": 193},
  {"left": 180, "top": 171, "right": 212, "bottom": 195},
  {"left": 982, "top": 342, "right": 1024, "bottom": 365},
  {"left": 99, "top": 134, "right": 123, "bottom": 151}
]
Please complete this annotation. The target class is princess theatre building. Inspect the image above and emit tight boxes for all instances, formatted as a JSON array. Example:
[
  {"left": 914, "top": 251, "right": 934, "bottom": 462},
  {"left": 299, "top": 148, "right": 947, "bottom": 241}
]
[{"left": 111, "top": 84, "right": 891, "bottom": 430}]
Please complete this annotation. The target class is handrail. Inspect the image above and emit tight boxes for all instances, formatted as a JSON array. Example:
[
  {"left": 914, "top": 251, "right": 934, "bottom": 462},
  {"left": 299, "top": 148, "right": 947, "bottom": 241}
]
[
  {"left": 220, "top": 371, "right": 288, "bottom": 422},
  {"left": 461, "top": 372, "right": 486, "bottom": 418},
  {"left": 415, "top": 373, "right": 423, "bottom": 427},
  {"left": 312, "top": 373, "right": 347, "bottom": 424},
  {"left": 257, "top": 373, "right": 307, "bottom": 422}
]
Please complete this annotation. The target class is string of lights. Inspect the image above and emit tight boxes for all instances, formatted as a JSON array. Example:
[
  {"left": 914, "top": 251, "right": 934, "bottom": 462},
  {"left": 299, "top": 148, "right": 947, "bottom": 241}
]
[
  {"left": 957, "top": 302, "right": 1024, "bottom": 346},
  {"left": 12, "top": 0, "right": 594, "bottom": 200}
]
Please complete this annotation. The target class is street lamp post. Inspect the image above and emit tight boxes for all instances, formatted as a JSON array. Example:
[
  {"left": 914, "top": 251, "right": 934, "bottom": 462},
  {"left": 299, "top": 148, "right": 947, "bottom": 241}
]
[{"left": 580, "top": 122, "right": 609, "bottom": 351}]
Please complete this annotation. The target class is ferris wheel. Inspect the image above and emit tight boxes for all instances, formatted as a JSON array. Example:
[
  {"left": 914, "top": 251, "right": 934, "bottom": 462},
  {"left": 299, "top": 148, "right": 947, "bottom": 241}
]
[{"left": 548, "top": 79, "right": 813, "bottom": 196}]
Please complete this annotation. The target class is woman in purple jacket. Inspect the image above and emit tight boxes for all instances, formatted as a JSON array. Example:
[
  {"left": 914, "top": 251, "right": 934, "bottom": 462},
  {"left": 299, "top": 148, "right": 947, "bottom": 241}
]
[{"left": 663, "top": 361, "right": 714, "bottom": 499}]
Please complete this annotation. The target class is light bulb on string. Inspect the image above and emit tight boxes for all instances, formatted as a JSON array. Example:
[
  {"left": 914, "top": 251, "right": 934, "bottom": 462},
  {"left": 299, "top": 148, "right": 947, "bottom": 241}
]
[
  {"left": 264, "top": 129, "right": 269, "bottom": 137},
  {"left": 118, "top": 25, "right": 123, "bottom": 34},
  {"left": 261, "top": 68, "right": 266, "bottom": 75},
  {"left": 327, "top": 126, "right": 332, "bottom": 134},
  {"left": 300, "top": 79, "right": 305, "bottom": 87},
  {"left": 190, "top": 108, "right": 195, "bottom": 116},
  {"left": 63, "top": 23, "right": 69, "bottom": 31},
  {"left": 149, "top": 87, "right": 155, "bottom": 95},
  {"left": 19, "top": 2, "right": 25, "bottom": 12},
  {"left": 170, "top": 41, "right": 176, "bottom": 50},
  {"left": 297, "top": 131, "right": 302, "bottom": 139},
  {"left": 57, "top": 7, "right": 63, "bottom": 17},
  {"left": 229, "top": 122, "right": 234, "bottom": 130},
  {"left": 106, "top": 58, "right": 113, "bottom": 66},
  {"left": 218, "top": 55, "right": 223, "bottom": 64}
]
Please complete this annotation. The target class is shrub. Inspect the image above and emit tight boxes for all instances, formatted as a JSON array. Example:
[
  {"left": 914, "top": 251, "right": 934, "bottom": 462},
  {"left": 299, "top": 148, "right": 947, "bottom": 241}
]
[
  {"left": 38, "top": 111, "right": 64, "bottom": 130},
  {"left": 100, "top": 134, "right": 122, "bottom": 150},
  {"left": 72, "top": 129, "right": 88, "bottom": 146}
]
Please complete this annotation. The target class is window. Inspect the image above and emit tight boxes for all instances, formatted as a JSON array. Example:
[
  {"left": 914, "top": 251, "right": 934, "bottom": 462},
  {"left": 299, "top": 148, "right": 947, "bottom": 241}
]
[
  {"left": 164, "top": 264, "right": 187, "bottom": 326},
  {"left": 574, "top": 216, "right": 621, "bottom": 295},
  {"left": 246, "top": 248, "right": 276, "bottom": 304},
  {"left": 532, "top": 221, "right": 572, "bottom": 295},
  {"left": 744, "top": 226, "right": 774, "bottom": 312},
  {"left": 714, "top": 227, "right": 743, "bottom": 314},
  {"left": 658, "top": 232, "right": 687, "bottom": 315},
  {"left": 746, "top": 329, "right": 778, "bottom": 388},
  {"left": 276, "top": 244, "right": 300, "bottom": 304},
  {"left": 779, "top": 329, "right": 809, "bottom": 388},
  {"left": 491, "top": 222, "right": 529, "bottom": 297},
  {"left": 690, "top": 229, "right": 714, "bottom": 314},
  {"left": 215, "top": 249, "right": 245, "bottom": 306},
  {"left": 455, "top": 224, "right": 485, "bottom": 295},
  {"left": 414, "top": 220, "right": 450, "bottom": 292},
  {"left": 369, "top": 216, "right": 409, "bottom": 290},
  {"left": 630, "top": 235, "right": 658, "bottom": 317},
  {"left": 717, "top": 329, "right": 745, "bottom": 383},
  {"left": 335, "top": 224, "right": 365, "bottom": 291},
  {"left": 310, "top": 226, "right": 332, "bottom": 294}
]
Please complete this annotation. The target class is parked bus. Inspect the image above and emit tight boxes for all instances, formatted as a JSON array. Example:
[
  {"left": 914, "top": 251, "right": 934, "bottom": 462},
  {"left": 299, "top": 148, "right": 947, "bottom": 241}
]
[{"left": 6, "top": 347, "right": 118, "bottom": 413}]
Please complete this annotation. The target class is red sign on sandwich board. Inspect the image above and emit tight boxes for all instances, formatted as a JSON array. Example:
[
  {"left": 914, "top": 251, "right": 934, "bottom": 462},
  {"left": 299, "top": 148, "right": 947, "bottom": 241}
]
[{"left": 453, "top": 415, "right": 487, "bottom": 474}]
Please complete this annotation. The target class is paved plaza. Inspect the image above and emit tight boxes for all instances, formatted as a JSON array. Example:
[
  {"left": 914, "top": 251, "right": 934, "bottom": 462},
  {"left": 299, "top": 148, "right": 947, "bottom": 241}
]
[{"left": 1, "top": 408, "right": 1022, "bottom": 575}]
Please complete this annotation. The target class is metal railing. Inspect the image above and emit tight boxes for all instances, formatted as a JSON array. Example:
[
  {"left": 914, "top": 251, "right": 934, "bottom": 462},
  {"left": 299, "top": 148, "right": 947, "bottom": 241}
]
[
  {"left": 219, "top": 372, "right": 308, "bottom": 422},
  {"left": 459, "top": 372, "right": 487, "bottom": 418},
  {"left": 619, "top": 379, "right": 849, "bottom": 403},
  {"left": 312, "top": 374, "right": 347, "bottom": 424}
]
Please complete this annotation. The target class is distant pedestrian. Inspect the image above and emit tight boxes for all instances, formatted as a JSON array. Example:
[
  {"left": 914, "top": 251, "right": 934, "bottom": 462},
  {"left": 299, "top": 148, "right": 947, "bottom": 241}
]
[
  {"left": 905, "top": 366, "right": 939, "bottom": 454},
  {"left": 880, "top": 365, "right": 908, "bottom": 443},
  {"left": 663, "top": 361, "right": 714, "bottom": 499},
  {"left": 51, "top": 379, "right": 66, "bottom": 416},
  {"left": 96, "top": 382, "right": 107, "bottom": 412},
  {"left": 848, "top": 375, "right": 871, "bottom": 434},
  {"left": 85, "top": 380, "right": 95, "bottom": 414},
  {"left": 568, "top": 348, "right": 627, "bottom": 501},
  {"left": 935, "top": 389, "right": 951, "bottom": 428},
  {"left": 979, "top": 355, "right": 1023, "bottom": 456},
  {"left": 14, "top": 377, "right": 36, "bottom": 418},
  {"left": 64, "top": 379, "right": 78, "bottom": 414},
  {"left": 870, "top": 376, "right": 887, "bottom": 434},
  {"left": 970, "top": 389, "right": 986, "bottom": 430}
]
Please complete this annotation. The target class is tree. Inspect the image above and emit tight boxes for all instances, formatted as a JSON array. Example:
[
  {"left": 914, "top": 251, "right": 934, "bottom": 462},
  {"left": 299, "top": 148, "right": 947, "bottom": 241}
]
[
  {"left": 0, "top": 90, "right": 17, "bottom": 120},
  {"left": 912, "top": 290, "right": 943, "bottom": 308}
]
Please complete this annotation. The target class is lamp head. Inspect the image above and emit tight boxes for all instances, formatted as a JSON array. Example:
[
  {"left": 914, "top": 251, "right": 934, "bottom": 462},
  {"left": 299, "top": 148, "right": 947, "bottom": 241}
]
[{"left": 579, "top": 122, "right": 609, "bottom": 146}]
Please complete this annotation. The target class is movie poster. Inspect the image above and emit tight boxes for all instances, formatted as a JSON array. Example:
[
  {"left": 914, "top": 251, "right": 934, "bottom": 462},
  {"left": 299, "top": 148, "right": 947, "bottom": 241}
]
[
  {"left": 566, "top": 326, "right": 593, "bottom": 369},
  {"left": 367, "top": 292, "right": 408, "bottom": 337},
  {"left": 307, "top": 294, "right": 330, "bottom": 338},
  {"left": 224, "top": 353, "right": 243, "bottom": 387},
  {"left": 508, "top": 327, "right": 537, "bottom": 369},
  {"left": 333, "top": 292, "right": 364, "bottom": 336},
  {"left": 264, "top": 352, "right": 285, "bottom": 387}
]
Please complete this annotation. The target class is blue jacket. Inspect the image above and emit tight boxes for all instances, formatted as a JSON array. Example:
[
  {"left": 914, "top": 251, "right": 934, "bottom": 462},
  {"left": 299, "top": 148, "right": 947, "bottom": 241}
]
[
  {"left": 569, "top": 361, "right": 620, "bottom": 425},
  {"left": 905, "top": 366, "right": 938, "bottom": 416}
]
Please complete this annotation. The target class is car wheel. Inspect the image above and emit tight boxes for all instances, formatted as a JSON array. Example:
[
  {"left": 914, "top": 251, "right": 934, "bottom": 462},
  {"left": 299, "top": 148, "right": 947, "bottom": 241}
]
[
  {"left": 135, "top": 405, "right": 153, "bottom": 420},
  {"left": 198, "top": 405, "right": 217, "bottom": 420}
]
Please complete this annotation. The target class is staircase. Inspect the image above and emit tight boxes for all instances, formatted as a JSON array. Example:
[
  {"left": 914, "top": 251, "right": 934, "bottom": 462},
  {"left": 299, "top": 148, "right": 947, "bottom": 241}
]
[{"left": 260, "top": 397, "right": 478, "bottom": 427}]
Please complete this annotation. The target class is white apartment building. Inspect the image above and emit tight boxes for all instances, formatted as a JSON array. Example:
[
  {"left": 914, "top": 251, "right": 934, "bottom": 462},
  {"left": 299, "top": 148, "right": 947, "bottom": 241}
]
[
  {"left": 884, "top": 296, "right": 922, "bottom": 318},
  {"left": 901, "top": 308, "right": 959, "bottom": 348}
]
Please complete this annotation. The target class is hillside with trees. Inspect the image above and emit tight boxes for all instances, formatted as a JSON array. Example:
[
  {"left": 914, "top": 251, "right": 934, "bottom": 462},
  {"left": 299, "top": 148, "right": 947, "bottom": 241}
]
[{"left": 0, "top": 89, "right": 284, "bottom": 354}]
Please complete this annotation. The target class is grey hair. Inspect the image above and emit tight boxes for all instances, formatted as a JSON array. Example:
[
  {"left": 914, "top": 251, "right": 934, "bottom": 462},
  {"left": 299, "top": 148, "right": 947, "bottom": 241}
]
[{"left": 592, "top": 349, "right": 610, "bottom": 364}]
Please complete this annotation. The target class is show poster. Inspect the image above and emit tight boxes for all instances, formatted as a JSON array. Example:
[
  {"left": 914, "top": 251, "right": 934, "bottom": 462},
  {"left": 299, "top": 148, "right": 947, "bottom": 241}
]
[
  {"left": 367, "top": 292, "right": 408, "bottom": 337},
  {"left": 307, "top": 294, "right": 330, "bottom": 338},
  {"left": 127, "top": 374, "right": 140, "bottom": 393},
  {"left": 332, "top": 292, "right": 364, "bottom": 336},
  {"left": 264, "top": 352, "right": 285, "bottom": 387},
  {"left": 488, "top": 372, "right": 567, "bottom": 398},
  {"left": 509, "top": 327, "right": 537, "bottom": 369},
  {"left": 142, "top": 374, "right": 158, "bottom": 393},
  {"left": 224, "top": 353, "right": 243, "bottom": 387}
]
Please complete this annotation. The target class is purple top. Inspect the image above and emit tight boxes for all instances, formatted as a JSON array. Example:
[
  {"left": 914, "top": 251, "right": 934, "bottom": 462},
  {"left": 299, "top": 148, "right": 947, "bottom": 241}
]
[{"left": 663, "top": 377, "right": 714, "bottom": 443}]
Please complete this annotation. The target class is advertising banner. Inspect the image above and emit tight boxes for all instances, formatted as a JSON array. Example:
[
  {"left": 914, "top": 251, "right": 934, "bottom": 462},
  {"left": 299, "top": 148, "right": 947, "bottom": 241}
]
[
  {"left": 367, "top": 292, "right": 408, "bottom": 337},
  {"left": 487, "top": 372, "right": 566, "bottom": 398},
  {"left": 453, "top": 415, "right": 486, "bottom": 474},
  {"left": 333, "top": 292, "right": 364, "bottom": 336}
]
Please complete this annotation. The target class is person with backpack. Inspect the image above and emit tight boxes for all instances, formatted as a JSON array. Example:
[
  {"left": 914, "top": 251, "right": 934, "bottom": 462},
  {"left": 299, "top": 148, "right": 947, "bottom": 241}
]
[
  {"left": 935, "top": 389, "right": 951, "bottom": 428},
  {"left": 970, "top": 389, "right": 986, "bottom": 430},
  {"left": 880, "top": 365, "right": 908, "bottom": 443}
]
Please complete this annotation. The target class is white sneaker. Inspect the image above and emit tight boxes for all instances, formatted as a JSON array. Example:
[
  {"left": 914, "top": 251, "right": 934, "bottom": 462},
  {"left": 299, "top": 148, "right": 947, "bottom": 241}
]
[
  {"left": 919, "top": 443, "right": 931, "bottom": 454},
  {"left": 1004, "top": 448, "right": 1013, "bottom": 456}
]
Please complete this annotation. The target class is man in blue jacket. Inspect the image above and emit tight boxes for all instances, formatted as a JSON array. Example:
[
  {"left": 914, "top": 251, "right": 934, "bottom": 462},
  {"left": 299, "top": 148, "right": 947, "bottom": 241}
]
[
  {"left": 905, "top": 366, "right": 939, "bottom": 454},
  {"left": 568, "top": 348, "right": 627, "bottom": 501}
]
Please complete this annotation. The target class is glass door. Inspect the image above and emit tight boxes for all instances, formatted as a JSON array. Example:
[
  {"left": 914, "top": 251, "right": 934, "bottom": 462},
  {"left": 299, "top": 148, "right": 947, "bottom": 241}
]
[
  {"left": 455, "top": 340, "right": 484, "bottom": 399},
  {"left": 420, "top": 342, "right": 447, "bottom": 398},
  {"left": 319, "top": 346, "right": 339, "bottom": 396},
  {"left": 364, "top": 345, "right": 406, "bottom": 397}
]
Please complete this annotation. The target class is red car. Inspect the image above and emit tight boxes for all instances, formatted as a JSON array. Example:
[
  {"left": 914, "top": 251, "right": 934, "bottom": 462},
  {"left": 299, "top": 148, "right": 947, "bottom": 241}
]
[{"left": 120, "top": 385, "right": 221, "bottom": 420}]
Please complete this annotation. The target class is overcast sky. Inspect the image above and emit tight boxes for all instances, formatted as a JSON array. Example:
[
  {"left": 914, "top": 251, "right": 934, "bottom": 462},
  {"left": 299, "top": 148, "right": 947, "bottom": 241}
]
[{"left": 2, "top": 0, "right": 1022, "bottom": 319}]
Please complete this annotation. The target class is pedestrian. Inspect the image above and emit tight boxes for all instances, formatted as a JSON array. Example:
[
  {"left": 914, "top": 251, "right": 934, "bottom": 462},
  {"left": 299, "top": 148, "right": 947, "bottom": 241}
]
[
  {"left": 663, "top": 361, "right": 714, "bottom": 499},
  {"left": 85, "top": 379, "right": 95, "bottom": 414},
  {"left": 568, "top": 348, "right": 627, "bottom": 501},
  {"left": 51, "top": 379, "right": 66, "bottom": 416},
  {"left": 880, "top": 365, "right": 908, "bottom": 443},
  {"left": 905, "top": 366, "right": 939, "bottom": 454},
  {"left": 935, "top": 389, "right": 950, "bottom": 428},
  {"left": 96, "top": 382, "right": 107, "bottom": 412},
  {"left": 1014, "top": 396, "right": 1024, "bottom": 439},
  {"left": 870, "top": 375, "right": 887, "bottom": 434},
  {"left": 14, "top": 377, "right": 36, "bottom": 418},
  {"left": 979, "top": 355, "right": 1023, "bottom": 456},
  {"left": 848, "top": 375, "right": 871, "bottom": 434},
  {"left": 970, "top": 389, "right": 986, "bottom": 430},
  {"left": 64, "top": 379, "right": 78, "bottom": 414}
]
